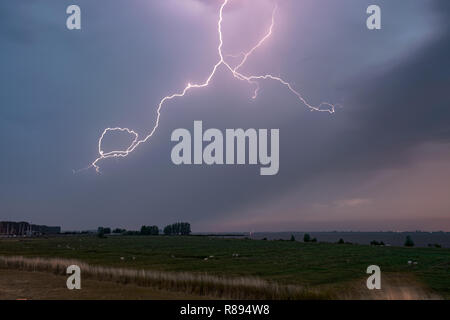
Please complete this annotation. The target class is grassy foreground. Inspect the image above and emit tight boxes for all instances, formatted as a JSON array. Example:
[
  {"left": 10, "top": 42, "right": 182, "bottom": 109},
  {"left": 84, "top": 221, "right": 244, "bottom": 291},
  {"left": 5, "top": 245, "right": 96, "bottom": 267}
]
[
  {"left": 0, "top": 235, "right": 448, "bottom": 298},
  {"left": 0, "top": 269, "right": 207, "bottom": 300}
]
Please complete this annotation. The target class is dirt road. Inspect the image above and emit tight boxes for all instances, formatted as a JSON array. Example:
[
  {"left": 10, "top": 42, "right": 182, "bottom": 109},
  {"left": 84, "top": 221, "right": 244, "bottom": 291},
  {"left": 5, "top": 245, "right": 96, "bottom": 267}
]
[{"left": 0, "top": 269, "right": 206, "bottom": 300}]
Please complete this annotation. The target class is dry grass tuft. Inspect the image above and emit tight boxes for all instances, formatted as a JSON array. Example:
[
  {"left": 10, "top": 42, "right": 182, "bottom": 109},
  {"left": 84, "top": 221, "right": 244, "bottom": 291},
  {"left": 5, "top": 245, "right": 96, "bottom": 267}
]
[{"left": 0, "top": 255, "right": 331, "bottom": 299}]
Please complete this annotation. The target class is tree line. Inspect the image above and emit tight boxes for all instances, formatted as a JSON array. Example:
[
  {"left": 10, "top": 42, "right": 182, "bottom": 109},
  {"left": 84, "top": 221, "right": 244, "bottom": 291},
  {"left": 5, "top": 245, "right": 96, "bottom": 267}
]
[
  {"left": 97, "top": 222, "right": 191, "bottom": 237},
  {"left": 163, "top": 222, "right": 191, "bottom": 236}
]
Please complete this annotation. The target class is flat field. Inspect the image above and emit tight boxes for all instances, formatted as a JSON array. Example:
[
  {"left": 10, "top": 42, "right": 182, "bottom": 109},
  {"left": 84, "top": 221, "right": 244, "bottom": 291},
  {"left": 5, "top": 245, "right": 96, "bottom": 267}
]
[{"left": 0, "top": 236, "right": 448, "bottom": 299}]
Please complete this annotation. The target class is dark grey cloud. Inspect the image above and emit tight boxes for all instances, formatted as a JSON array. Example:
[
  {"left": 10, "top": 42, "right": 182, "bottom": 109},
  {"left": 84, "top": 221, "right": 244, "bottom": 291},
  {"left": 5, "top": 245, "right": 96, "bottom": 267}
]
[{"left": 1, "top": 0, "right": 449, "bottom": 231}]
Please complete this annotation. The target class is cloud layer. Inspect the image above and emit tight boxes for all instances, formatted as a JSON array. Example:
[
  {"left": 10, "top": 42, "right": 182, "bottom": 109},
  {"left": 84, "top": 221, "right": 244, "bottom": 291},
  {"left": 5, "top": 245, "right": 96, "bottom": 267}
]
[{"left": 0, "top": 0, "right": 449, "bottom": 231}]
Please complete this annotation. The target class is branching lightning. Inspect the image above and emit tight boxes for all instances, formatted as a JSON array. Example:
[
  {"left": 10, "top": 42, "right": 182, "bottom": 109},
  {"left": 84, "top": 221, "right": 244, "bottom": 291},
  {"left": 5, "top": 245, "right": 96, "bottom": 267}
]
[{"left": 87, "top": 0, "right": 335, "bottom": 173}]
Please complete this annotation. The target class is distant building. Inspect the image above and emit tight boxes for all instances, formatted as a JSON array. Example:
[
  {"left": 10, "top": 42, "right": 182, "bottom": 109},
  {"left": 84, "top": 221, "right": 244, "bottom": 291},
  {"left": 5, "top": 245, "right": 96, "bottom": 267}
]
[
  {"left": 0, "top": 221, "right": 30, "bottom": 236},
  {"left": 0, "top": 221, "right": 60, "bottom": 236}
]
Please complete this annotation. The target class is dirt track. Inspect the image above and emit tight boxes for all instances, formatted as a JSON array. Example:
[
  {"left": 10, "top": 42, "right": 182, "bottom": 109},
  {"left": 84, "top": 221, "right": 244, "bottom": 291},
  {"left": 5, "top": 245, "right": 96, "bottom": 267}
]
[
  {"left": 339, "top": 273, "right": 441, "bottom": 300},
  {"left": 0, "top": 269, "right": 206, "bottom": 300}
]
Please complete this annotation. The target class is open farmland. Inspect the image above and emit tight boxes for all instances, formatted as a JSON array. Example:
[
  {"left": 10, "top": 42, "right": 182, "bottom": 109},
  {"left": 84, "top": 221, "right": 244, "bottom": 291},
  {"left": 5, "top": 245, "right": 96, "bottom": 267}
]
[{"left": 0, "top": 236, "right": 448, "bottom": 299}]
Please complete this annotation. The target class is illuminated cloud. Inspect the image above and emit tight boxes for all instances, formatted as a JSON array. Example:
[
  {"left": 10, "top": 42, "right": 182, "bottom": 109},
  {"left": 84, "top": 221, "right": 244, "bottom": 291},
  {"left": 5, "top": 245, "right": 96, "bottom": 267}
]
[{"left": 87, "top": 0, "right": 335, "bottom": 173}]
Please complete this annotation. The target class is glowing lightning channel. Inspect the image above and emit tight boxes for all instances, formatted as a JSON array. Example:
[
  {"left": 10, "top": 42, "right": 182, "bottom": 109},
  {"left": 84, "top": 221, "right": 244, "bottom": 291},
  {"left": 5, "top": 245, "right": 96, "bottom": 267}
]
[{"left": 87, "top": 0, "right": 335, "bottom": 173}]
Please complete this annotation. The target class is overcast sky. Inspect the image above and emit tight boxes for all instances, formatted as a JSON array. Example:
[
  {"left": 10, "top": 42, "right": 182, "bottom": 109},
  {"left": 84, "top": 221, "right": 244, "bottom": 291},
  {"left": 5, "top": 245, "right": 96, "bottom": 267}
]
[{"left": 1, "top": 0, "right": 449, "bottom": 232}]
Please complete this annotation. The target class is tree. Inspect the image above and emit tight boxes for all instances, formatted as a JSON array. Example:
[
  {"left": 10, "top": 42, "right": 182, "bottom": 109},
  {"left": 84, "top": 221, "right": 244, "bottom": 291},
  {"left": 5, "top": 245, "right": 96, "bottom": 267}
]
[
  {"left": 290, "top": 234, "right": 296, "bottom": 241},
  {"left": 140, "top": 225, "right": 159, "bottom": 236},
  {"left": 163, "top": 225, "right": 172, "bottom": 235},
  {"left": 97, "top": 227, "right": 106, "bottom": 238},
  {"left": 163, "top": 222, "right": 191, "bottom": 236},
  {"left": 404, "top": 235, "right": 415, "bottom": 247},
  {"left": 181, "top": 222, "right": 191, "bottom": 235},
  {"left": 338, "top": 238, "right": 345, "bottom": 244},
  {"left": 303, "top": 233, "right": 311, "bottom": 243}
]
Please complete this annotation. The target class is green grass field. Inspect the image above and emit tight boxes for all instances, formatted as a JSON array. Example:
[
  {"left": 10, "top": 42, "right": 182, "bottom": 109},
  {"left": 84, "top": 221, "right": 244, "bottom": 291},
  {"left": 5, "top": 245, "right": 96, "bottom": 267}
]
[{"left": 0, "top": 235, "right": 448, "bottom": 298}]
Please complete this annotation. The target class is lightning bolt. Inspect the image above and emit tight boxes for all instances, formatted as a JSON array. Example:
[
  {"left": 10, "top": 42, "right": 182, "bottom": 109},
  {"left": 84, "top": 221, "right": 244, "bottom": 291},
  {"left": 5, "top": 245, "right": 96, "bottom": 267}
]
[{"left": 87, "top": 0, "right": 336, "bottom": 173}]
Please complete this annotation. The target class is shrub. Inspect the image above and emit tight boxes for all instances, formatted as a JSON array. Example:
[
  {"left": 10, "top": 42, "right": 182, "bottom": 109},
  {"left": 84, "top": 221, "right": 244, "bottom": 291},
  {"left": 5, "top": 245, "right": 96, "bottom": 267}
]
[
  {"left": 97, "top": 230, "right": 106, "bottom": 238},
  {"left": 303, "top": 234, "right": 311, "bottom": 243},
  {"left": 97, "top": 227, "right": 110, "bottom": 235},
  {"left": 404, "top": 235, "right": 414, "bottom": 247}
]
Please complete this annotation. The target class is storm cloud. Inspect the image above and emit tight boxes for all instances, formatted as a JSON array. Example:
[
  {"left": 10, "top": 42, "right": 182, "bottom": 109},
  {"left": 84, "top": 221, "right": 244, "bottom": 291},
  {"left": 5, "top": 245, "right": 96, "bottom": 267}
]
[{"left": 1, "top": 0, "right": 449, "bottom": 231}]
